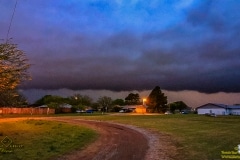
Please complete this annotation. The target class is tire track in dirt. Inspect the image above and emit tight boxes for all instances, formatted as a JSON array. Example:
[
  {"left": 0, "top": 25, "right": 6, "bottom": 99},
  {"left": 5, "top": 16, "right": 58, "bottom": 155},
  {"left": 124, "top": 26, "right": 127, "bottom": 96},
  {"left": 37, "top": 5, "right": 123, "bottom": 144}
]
[
  {"left": 1, "top": 117, "right": 176, "bottom": 160},
  {"left": 49, "top": 118, "right": 149, "bottom": 160}
]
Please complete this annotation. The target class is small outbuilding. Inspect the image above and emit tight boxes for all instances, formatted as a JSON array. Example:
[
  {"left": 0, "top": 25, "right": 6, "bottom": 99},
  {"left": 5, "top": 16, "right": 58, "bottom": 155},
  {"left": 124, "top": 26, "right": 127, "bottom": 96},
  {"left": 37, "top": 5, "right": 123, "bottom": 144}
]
[
  {"left": 196, "top": 103, "right": 240, "bottom": 115},
  {"left": 134, "top": 105, "right": 147, "bottom": 113},
  {"left": 59, "top": 103, "right": 72, "bottom": 113},
  {"left": 121, "top": 105, "right": 147, "bottom": 113}
]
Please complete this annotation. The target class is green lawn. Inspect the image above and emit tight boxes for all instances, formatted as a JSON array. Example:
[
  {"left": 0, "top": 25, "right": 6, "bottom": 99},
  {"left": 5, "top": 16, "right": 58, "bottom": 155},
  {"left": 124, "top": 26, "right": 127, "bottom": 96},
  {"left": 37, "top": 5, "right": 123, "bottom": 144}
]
[
  {"left": 1, "top": 114, "right": 239, "bottom": 160},
  {"left": 0, "top": 119, "right": 97, "bottom": 160},
  {"left": 69, "top": 113, "right": 240, "bottom": 160}
]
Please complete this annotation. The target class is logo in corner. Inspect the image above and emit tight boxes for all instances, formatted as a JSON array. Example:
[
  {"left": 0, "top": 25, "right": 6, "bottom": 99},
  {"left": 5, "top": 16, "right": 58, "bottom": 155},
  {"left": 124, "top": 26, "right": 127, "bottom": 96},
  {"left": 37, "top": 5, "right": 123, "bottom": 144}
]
[
  {"left": 234, "top": 144, "right": 240, "bottom": 154},
  {"left": 1, "top": 136, "right": 12, "bottom": 147},
  {"left": 237, "top": 144, "right": 240, "bottom": 154}
]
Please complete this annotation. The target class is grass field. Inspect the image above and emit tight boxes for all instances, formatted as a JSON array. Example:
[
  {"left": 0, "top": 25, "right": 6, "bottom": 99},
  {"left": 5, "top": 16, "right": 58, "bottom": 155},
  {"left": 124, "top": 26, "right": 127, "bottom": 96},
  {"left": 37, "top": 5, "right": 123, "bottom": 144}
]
[
  {"left": 69, "top": 113, "right": 240, "bottom": 160},
  {"left": 0, "top": 119, "right": 97, "bottom": 160},
  {"left": 1, "top": 113, "right": 240, "bottom": 160}
]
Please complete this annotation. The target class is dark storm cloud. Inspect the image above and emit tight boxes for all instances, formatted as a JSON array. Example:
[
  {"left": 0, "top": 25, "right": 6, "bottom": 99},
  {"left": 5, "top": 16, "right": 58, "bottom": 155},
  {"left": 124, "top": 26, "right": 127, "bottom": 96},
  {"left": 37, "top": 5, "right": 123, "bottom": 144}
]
[{"left": 1, "top": 0, "right": 240, "bottom": 93}]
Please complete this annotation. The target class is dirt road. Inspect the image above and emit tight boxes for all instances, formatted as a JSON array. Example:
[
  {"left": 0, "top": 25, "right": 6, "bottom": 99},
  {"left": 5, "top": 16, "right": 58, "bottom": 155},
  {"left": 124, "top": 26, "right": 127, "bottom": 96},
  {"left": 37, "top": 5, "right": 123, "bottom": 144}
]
[
  {"left": 51, "top": 118, "right": 149, "bottom": 160},
  {"left": 1, "top": 117, "right": 175, "bottom": 160}
]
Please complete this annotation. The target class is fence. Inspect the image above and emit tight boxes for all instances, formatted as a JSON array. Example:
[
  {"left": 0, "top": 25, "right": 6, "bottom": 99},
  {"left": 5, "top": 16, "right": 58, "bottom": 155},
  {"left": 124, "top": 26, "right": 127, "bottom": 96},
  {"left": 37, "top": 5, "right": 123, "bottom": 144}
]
[{"left": 0, "top": 107, "right": 55, "bottom": 115}]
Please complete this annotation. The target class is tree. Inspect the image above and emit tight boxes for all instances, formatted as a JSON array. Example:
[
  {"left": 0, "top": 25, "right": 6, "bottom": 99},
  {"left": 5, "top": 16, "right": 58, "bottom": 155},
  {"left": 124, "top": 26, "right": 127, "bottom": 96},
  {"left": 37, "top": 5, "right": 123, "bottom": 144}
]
[
  {"left": 169, "top": 101, "right": 189, "bottom": 113},
  {"left": 0, "top": 43, "right": 30, "bottom": 91},
  {"left": 68, "top": 94, "right": 92, "bottom": 106},
  {"left": 0, "top": 43, "right": 30, "bottom": 106},
  {"left": 97, "top": 96, "right": 112, "bottom": 112},
  {"left": 68, "top": 94, "right": 92, "bottom": 111},
  {"left": 91, "top": 102, "right": 100, "bottom": 111},
  {"left": 112, "top": 99, "right": 125, "bottom": 106},
  {"left": 111, "top": 99, "right": 125, "bottom": 112},
  {"left": 169, "top": 103, "right": 176, "bottom": 113},
  {"left": 34, "top": 95, "right": 66, "bottom": 107},
  {"left": 125, "top": 93, "right": 141, "bottom": 105},
  {"left": 0, "top": 89, "right": 28, "bottom": 106},
  {"left": 146, "top": 86, "right": 168, "bottom": 113}
]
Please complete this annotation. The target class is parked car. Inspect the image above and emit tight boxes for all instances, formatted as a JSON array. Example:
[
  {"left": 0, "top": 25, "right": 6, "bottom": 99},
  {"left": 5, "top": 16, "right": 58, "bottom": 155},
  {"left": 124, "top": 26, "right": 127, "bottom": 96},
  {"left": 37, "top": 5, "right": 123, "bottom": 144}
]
[
  {"left": 86, "top": 109, "right": 94, "bottom": 113},
  {"left": 76, "top": 110, "right": 86, "bottom": 113},
  {"left": 181, "top": 111, "right": 188, "bottom": 114},
  {"left": 164, "top": 111, "right": 172, "bottom": 115}
]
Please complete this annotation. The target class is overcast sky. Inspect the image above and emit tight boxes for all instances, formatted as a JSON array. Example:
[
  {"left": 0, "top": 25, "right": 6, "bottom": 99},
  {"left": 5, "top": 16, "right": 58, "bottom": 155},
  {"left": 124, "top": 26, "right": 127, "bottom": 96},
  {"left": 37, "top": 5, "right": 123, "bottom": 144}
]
[{"left": 1, "top": 0, "right": 240, "bottom": 106}]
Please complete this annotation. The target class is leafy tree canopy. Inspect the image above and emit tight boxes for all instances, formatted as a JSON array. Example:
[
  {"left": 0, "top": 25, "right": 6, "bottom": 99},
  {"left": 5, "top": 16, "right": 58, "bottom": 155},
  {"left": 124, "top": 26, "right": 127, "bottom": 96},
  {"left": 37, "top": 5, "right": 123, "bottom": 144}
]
[
  {"left": 0, "top": 43, "right": 30, "bottom": 92},
  {"left": 97, "top": 96, "right": 112, "bottom": 112},
  {"left": 0, "top": 43, "right": 30, "bottom": 106},
  {"left": 125, "top": 93, "right": 141, "bottom": 105},
  {"left": 169, "top": 101, "right": 189, "bottom": 113},
  {"left": 112, "top": 99, "right": 125, "bottom": 106},
  {"left": 34, "top": 94, "right": 93, "bottom": 108},
  {"left": 0, "top": 89, "right": 28, "bottom": 107},
  {"left": 34, "top": 95, "right": 67, "bottom": 107},
  {"left": 146, "top": 86, "right": 168, "bottom": 113},
  {"left": 68, "top": 94, "right": 92, "bottom": 106}
]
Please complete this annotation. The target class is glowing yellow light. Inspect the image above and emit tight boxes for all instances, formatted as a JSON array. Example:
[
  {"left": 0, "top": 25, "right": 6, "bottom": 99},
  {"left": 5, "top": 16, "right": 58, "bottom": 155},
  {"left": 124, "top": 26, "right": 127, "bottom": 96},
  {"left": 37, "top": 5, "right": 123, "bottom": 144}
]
[{"left": 143, "top": 98, "right": 147, "bottom": 105}]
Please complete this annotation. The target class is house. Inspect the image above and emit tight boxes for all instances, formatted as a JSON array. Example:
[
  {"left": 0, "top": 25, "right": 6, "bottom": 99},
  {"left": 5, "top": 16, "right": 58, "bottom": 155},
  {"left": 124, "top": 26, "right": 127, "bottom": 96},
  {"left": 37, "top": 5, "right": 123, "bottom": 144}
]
[
  {"left": 59, "top": 103, "right": 72, "bottom": 113},
  {"left": 121, "top": 105, "right": 147, "bottom": 113},
  {"left": 37, "top": 105, "right": 48, "bottom": 108},
  {"left": 135, "top": 105, "right": 147, "bottom": 113},
  {"left": 196, "top": 103, "right": 240, "bottom": 115},
  {"left": 59, "top": 104, "right": 72, "bottom": 108}
]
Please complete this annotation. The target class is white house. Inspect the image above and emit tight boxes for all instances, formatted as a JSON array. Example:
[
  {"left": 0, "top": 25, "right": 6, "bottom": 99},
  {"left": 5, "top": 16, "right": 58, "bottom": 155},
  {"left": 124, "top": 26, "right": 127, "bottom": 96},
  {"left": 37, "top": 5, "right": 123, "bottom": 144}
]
[{"left": 196, "top": 103, "right": 240, "bottom": 115}]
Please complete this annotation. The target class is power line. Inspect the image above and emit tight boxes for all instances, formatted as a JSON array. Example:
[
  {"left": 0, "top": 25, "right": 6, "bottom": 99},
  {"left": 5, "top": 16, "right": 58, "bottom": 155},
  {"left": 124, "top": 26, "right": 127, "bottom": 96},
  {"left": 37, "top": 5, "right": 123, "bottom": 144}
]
[{"left": 6, "top": 0, "right": 18, "bottom": 43}]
